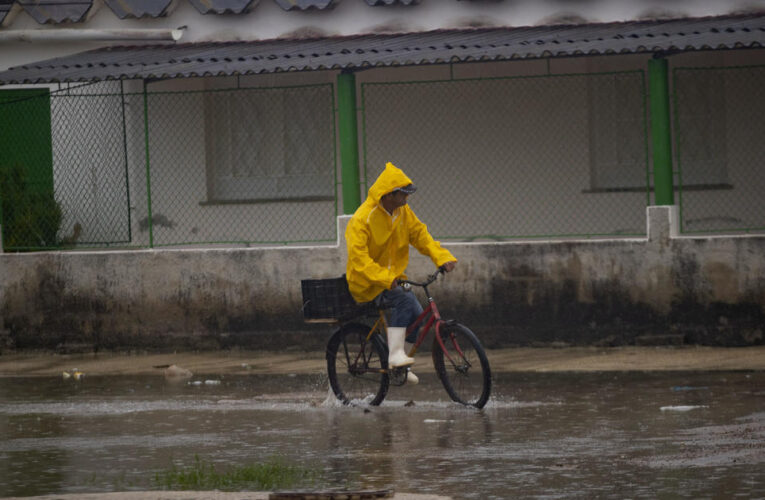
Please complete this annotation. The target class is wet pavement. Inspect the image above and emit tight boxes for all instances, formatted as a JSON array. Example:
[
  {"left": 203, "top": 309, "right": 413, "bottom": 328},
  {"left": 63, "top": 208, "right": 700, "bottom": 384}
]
[
  {"left": 1, "top": 491, "right": 447, "bottom": 500},
  {"left": 1, "top": 369, "right": 764, "bottom": 499}
]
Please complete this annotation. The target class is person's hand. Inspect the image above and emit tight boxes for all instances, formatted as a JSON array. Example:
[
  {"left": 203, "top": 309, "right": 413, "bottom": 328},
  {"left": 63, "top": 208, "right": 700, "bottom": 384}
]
[{"left": 442, "top": 261, "right": 457, "bottom": 272}]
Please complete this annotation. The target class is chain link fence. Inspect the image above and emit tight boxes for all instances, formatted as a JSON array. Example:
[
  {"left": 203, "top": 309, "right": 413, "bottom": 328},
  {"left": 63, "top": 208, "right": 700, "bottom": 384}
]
[
  {"left": 361, "top": 71, "right": 650, "bottom": 240},
  {"left": 673, "top": 65, "right": 765, "bottom": 235},
  {"left": 52, "top": 82, "right": 132, "bottom": 247},
  {"left": 0, "top": 81, "right": 338, "bottom": 250},
  {"left": 4, "top": 64, "right": 762, "bottom": 251}
]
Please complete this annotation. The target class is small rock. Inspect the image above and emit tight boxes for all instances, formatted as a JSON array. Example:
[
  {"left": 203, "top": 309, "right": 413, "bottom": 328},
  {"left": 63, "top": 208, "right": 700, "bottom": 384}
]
[{"left": 164, "top": 364, "right": 193, "bottom": 380}]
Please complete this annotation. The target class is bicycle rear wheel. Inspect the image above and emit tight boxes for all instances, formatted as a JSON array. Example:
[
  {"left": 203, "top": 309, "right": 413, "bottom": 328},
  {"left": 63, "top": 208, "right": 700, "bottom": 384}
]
[
  {"left": 326, "top": 322, "right": 390, "bottom": 406},
  {"left": 432, "top": 323, "right": 492, "bottom": 408}
]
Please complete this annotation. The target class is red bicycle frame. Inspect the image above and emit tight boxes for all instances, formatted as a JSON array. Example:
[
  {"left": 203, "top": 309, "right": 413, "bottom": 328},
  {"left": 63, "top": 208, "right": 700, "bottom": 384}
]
[{"left": 403, "top": 288, "right": 465, "bottom": 367}]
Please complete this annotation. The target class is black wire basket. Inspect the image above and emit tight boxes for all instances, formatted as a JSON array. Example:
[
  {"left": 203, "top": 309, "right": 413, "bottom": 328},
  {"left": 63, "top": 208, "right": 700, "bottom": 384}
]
[{"left": 301, "top": 275, "right": 374, "bottom": 322}]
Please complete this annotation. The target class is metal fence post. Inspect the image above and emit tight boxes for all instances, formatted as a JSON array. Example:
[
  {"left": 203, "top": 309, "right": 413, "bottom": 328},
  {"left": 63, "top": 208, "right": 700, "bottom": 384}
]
[
  {"left": 142, "top": 81, "right": 154, "bottom": 247},
  {"left": 649, "top": 56, "right": 675, "bottom": 205},
  {"left": 337, "top": 70, "right": 361, "bottom": 214}
]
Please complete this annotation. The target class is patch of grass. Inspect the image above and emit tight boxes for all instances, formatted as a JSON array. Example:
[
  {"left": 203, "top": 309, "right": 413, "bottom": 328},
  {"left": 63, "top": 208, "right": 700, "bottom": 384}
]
[{"left": 153, "top": 455, "right": 317, "bottom": 491}]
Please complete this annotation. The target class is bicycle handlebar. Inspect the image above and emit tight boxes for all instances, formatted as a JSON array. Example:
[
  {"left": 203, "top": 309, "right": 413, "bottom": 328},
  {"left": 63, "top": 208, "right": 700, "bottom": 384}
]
[{"left": 397, "top": 265, "right": 446, "bottom": 288}]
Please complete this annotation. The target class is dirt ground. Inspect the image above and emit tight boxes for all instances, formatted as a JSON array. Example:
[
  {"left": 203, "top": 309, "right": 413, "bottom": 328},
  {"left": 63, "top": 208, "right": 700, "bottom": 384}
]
[
  {"left": 1, "top": 492, "right": 447, "bottom": 500},
  {"left": 1, "top": 345, "right": 764, "bottom": 377}
]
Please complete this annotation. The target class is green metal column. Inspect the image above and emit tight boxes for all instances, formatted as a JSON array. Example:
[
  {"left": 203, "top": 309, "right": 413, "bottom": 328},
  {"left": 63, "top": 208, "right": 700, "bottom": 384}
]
[
  {"left": 649, "top": 57, "right": 675, "bottom": 205},
  {"left": 337, "top": 71, "right": 361, "bottom": 214}
]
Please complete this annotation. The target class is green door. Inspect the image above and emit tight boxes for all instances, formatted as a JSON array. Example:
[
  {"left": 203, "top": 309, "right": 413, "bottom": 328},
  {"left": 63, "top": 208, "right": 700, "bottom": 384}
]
[{"left": 0, "top": 88, "right": 58, "bottom": 250}]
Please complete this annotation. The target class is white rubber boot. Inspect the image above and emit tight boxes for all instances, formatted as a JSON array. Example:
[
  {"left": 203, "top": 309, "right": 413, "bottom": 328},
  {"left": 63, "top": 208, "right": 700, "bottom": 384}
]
[
  {"left": 387, "top": 327, "right": 415, "bottom": 367},
  {"left": 405, "top": 342, "right": 419, "bottom": 385}
]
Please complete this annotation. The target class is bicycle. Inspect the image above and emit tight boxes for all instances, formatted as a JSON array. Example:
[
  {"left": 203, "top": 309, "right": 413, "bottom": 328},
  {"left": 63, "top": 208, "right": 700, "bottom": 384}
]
[{"left": 321, "top": 267, "right": 491, "bottom": 408}]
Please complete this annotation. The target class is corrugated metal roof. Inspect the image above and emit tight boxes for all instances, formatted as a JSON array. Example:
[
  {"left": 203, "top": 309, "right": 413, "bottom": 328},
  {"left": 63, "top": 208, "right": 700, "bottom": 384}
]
[
  {"left": 1, "top": 0, "right": 372, "bottom": 23},
  {"left": 273, "top": 0, "right": 334, "bottom": 10},
  {"left": 0, "top": 0, "right": 13, "bottom": 24},
  {"left": 365, "top": 0, "right": 418, "bottom": 5},
  {"left": 17, "top": 0, "right": 93, "bottom": 24},
  {"left": 188, "top": 0, "right": 259, "bottom": 15},
  {"left": 103, "top": 0, "right": 173, "bottom": 19},
  {"left": 1, "top": 14, "right": 764, "bottom": 84}
]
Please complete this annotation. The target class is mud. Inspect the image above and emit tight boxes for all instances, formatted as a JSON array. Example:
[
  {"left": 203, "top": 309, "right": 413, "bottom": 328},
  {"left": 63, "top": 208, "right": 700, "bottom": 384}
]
[
  {"left": 2, "top": 492, "right": 447, "bottom": 500},
  {"left": 1, "top": 345, "right": 764, "bottom": 378}
]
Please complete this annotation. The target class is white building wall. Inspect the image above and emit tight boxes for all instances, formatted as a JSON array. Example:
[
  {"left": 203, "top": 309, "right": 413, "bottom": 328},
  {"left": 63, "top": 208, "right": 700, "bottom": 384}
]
[
  {"left": 668, "top": 50, "right": 765, "bottom": 234},
  {"left": 51, "top": 81, "right": 132, "bottom": 245},
  {"left": 131, "top": 72, "right": 340, "bottom": 247},
  {"left": 33, "top": 48, "right": 765, "bottom": 248},
  {"left": 358, "top": 56, "right": 650, "bottom": 239},
  {"left": 5, "top": 9, "right": 765, "bottom": 247}
]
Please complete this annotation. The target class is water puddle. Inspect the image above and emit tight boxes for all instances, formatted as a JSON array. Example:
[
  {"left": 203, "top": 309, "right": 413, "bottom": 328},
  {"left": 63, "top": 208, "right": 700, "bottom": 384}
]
[{"left": 1, "top": 371, "right": 764, "bottom": 498}]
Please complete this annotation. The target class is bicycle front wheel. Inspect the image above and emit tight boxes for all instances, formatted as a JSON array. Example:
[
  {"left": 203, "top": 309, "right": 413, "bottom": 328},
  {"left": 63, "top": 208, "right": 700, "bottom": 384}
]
[
  {"left": 432, "top": 323, "right": 492, "bottom": 408},
  {"left": 326, "top": 322, "right": 390, "bottom": 406}
]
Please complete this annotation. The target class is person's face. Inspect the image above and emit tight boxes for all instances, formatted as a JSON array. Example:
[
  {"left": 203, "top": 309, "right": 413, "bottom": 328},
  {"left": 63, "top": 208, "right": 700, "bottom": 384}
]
[
  {"left": 391, "top": 190, "right": 409, "bottom": 208},
  {"left": 382, "top": 190, "right": 409, "bottom": 212}
]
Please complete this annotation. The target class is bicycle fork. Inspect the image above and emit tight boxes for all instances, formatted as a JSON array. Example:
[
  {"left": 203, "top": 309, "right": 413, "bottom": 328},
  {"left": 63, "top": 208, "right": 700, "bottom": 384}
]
[{"left": 435, "top": 320, "right": 472, "bottom": 373}]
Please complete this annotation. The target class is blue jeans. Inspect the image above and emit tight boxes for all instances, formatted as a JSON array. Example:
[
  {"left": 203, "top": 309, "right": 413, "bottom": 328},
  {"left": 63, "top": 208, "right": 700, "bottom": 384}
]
[{"left": 376, "top": 286, "right": 423, "bottom": 343}]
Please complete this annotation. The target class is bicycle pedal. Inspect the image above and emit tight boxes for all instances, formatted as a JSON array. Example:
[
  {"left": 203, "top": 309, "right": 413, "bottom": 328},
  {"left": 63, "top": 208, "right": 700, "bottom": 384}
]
[{"left": 389, "top": 366, "right": 408, "bottom": 386}]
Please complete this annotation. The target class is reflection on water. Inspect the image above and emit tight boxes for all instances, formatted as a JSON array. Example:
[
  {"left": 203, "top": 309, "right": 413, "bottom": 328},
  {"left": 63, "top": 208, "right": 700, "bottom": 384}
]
[{"left": 1, "top": 371, "right": 764, "bottom": 498}]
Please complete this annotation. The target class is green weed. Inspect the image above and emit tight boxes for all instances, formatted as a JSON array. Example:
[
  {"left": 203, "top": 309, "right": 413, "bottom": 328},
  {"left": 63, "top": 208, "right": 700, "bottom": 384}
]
[{"left": 153, "top": 455, "right": 317, "bottom": 491}]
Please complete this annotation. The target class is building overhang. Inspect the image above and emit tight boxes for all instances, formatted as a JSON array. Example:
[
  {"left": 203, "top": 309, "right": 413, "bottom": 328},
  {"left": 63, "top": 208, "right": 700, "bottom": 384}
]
[{"left": 1, "top": 13, "right": 763, "bottom": 85}]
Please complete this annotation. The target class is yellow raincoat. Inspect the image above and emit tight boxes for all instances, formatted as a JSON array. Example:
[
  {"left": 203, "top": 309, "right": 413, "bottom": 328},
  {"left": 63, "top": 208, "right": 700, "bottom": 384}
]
[{"left": 345, "top": 162, "right": 457, "bottom": 303}]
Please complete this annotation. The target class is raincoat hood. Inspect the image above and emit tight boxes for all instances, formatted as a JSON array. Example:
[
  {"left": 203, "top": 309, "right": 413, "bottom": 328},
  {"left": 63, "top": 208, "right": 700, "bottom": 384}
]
[{"left": 365, "top": 162, "right": 414, "bottom": 206}]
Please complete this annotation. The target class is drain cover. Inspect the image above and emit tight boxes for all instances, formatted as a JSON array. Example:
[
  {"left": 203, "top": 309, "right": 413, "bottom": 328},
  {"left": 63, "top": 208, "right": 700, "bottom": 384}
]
[{"left": 269, "top": 489, "right": 394, "bottom": 500}]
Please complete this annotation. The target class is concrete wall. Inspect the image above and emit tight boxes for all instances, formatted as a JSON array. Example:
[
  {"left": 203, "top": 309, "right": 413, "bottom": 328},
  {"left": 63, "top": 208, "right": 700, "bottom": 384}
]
[{"left": 1, "top": 207, "right": 763, "bottom": 352}]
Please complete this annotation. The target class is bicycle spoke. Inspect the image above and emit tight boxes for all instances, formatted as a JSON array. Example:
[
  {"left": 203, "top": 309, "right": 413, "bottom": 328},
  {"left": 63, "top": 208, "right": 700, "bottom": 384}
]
[
  {"left": 433, "top": 324, "right": 491, "bottom": 408},
  {"left": 327, "top": 323, "right": 389, "bottom": 405}
]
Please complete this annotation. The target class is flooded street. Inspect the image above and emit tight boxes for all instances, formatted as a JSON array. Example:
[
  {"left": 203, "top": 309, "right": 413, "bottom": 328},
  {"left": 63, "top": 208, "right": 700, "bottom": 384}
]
[{"left": 1, "top": 369, "right": 764, "bottom": 499}]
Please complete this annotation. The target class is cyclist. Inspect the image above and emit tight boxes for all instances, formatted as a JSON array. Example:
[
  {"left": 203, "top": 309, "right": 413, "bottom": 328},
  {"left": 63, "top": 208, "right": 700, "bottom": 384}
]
[{"left": 345, "top": 162, "right": 457, "bottom": 384}]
